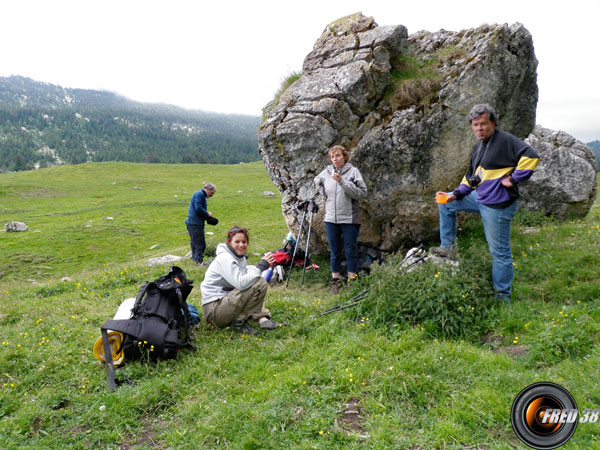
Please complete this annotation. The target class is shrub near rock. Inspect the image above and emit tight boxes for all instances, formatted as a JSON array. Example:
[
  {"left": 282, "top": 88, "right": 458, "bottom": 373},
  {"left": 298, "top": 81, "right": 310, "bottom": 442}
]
[{"left": 353, "top": 253, "right": 499, "bottom": 339}]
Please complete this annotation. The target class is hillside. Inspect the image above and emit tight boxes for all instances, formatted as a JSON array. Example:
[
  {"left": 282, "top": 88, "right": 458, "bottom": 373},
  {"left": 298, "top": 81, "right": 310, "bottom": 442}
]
[
  {"left": 1, "top": 163, "right": 599, "bottom": 448},
  {"left": 588, "top": 140, "right": 600, "bottom": 169},
  {"left": 0, "top": 76, "right": 261, "bottom": 171}
]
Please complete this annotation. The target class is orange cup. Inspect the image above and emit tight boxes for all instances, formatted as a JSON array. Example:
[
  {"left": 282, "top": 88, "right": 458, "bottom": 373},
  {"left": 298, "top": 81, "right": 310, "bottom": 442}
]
[{"left": 435, "top": 192, "right": 448, "bottom": 204}]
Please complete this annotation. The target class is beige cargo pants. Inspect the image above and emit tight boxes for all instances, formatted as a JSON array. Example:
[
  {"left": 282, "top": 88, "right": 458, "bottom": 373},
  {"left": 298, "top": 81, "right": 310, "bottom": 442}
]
[{"left": 203, "top": 277, "right": 271, "bottom": 328}]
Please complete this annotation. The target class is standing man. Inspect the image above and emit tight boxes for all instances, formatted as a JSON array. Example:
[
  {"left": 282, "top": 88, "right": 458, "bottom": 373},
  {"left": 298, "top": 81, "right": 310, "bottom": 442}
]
[
  {"left": 186, "top": 183, "right": 216, "bottom": 265},
  {"left": 431, "top": 104, "right": 539, "bottom": 302}
]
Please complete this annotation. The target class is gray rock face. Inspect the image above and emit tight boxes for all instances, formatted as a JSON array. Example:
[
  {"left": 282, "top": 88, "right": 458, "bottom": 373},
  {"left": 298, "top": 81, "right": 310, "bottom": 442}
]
[
  {"left": 522, "top": 126, "right": 597, "bottom": 218},
  {"left": 259, "top": 13, "right": 541, "bottom": 253}
]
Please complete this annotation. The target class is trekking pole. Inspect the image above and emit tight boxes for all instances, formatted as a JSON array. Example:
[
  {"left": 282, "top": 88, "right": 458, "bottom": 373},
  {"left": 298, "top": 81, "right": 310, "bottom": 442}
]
[
  {"left": 315, "top": 289, "right": 369, "bottom": 317},
  {"left": 100, "top": 328, "right": 117, "bottom": 391},
  {"left": 402, "top": 244, "right": 427, "bottom": 269},
  {"left": 300, "top": 200, "right": 319, "bottom": 289},
  {"left": 285, "top": 201, "right": 309, "bottom": 288}
]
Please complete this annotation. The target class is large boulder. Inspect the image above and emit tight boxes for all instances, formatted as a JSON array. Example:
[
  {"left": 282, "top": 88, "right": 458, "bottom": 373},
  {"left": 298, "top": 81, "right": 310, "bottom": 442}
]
[
  {"left": 521, "top": 126, "right": 597, "bottom": 218},
  {"left": 259, "top": 13, "right": 541, "bottom": 253}
]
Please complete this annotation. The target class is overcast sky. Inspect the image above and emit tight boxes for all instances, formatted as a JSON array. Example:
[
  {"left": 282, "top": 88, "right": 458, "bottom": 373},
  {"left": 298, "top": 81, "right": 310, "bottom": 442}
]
[{"left": 2, "top": 0, "right": 599, "bottom": 142}]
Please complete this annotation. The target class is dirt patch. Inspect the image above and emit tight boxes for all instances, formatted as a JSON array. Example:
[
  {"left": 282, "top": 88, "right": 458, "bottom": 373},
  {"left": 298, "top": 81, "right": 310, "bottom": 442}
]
[
  {"left": 481, "top": 331, "right": 502, "bottom": 347},
  {"left": 482, "top": 332, "right": 529, "bottom": 357},
  {"left": 486, "top": 424, "right": 521, "bottom": 448},
  {"left": 18, "top": 188, "right": 59, "bottom": 199},
  {"left": 493, "top": 345, "right": 529, "bottom": 357},
  {"left": 29, "top": 416, "right": 44, "bottom": 437},
  {"left": 61, "top": 425, "right": 88, "bottom": 440},
  {"left": 337, "top": 397, "right": 368, "bottom": 438},
  {"left": 119, "top": 418, "right": 169, "bottom": 450},
  {"left": 291, "top": 405, "right": 305, "bottom": 423}
]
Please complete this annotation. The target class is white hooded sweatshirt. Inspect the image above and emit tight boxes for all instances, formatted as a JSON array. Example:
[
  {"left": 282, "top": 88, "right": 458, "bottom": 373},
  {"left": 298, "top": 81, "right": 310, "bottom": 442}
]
[{"left": 200, "top": 243, "right": 263, "bottom": 305}]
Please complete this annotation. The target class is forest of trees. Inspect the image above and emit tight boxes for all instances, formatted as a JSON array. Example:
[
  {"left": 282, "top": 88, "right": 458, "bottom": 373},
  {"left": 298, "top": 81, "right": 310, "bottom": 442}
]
[
  {"left": 0, "top": 76, "right": 262, "bottom": 172},
  {"left": 1, "top": 76, "right": 598, "bottom": 173},
  {"left": 587, "top": 140, "right": 600, "bottom": 170}
]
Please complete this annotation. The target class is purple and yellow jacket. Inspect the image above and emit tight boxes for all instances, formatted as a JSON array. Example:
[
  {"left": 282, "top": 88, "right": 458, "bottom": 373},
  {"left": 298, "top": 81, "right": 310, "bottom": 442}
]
[{"left": 453, "top": 129, "right": 539, "bottom": 209}]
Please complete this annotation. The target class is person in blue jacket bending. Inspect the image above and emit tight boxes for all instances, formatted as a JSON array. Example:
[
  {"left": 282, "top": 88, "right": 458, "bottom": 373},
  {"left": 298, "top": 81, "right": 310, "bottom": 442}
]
[{"left": 185, "top": 183, "right": 216, "bottom": 265}]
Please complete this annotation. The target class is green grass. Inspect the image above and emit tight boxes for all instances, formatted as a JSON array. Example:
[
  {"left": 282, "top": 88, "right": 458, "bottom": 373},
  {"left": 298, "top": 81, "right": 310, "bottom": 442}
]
[
  {"left": 385, "top": 46, "right": 468, "bottom": 111},
  {"left": 0, "top": 162, "right": 286, "bottom": 282},
  {"left": 262, "top": 71, "right": 303, "bottom": 121},
  {"left": 1, "top": 164, "right": 599, "bottom": 449}
]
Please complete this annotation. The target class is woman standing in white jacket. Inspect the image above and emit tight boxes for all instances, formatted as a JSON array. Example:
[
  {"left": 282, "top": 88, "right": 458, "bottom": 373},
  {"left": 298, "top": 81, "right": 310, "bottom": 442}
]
[
  {"left": 200, "top": 226, "right": 286, "bottom": 335},
  {"left": 314, "top": 145, "right": 368, "bottom": 294}
]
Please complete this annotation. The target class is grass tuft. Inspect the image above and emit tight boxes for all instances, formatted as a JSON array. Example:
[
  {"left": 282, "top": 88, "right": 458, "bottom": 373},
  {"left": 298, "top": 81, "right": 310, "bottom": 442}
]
[{"left": 262, "top": 71, "right": 303, "bottom": 121}]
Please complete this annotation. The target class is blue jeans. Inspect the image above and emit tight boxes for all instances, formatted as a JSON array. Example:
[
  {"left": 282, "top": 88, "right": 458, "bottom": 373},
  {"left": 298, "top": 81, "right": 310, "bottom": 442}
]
[
  {"left": 438, "top": 190, "right": 518, "bottom": 299},
  {"left": 186, "top": 223, "right": 206, "bottom": 263},
  {"left": 325, "top": 222, "right": 360, "bottom": 275}
]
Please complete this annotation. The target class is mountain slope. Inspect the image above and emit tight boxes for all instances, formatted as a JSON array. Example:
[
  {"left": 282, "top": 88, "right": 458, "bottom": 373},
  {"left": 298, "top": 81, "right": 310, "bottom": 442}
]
[
  {"left": 0, "top": 76, "right": 261, "bottom": 171},
  {"left": 588, "top": 140, "right": 600, "bottom": 169}
]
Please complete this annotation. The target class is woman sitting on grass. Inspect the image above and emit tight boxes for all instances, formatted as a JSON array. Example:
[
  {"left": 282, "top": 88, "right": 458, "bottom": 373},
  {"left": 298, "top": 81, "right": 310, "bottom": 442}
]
[{"left": 200, "top": 226, "right": 286, "bottom": 335}]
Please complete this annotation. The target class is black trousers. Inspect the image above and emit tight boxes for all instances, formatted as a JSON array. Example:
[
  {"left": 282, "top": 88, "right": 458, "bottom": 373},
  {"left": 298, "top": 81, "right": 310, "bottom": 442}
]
[{"left": 186, "top": 223, "right": 206, "bottom": 263}]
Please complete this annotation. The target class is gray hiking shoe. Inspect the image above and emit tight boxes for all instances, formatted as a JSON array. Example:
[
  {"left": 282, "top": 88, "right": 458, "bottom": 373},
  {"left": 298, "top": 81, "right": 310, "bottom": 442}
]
[
  {"left": 259, "top": 319, "right": 289, "bottom": 330},
  {"left": 429, "top": 246, "right": 457, "bottom": 259},
  {"left": 232, "top": 319, "right": 259, "bottom": 336}
]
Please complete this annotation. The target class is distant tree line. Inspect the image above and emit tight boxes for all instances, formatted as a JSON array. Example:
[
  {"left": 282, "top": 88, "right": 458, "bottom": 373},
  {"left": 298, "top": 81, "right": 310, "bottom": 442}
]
[
  {"left": 587, "top": 140, "right": 600, "bottom": 170},
  {"left": 0, "top": 76, "right": 262, "bottom": 172}
]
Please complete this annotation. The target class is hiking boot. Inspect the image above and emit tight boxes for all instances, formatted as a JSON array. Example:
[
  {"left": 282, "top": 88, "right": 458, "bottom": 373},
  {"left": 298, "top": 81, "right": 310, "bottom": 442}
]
[
  {"left": 429, "top": 246, "right": 457, "bottom": 259},
  {"left": 330, "top": 278, "right": 341, "bottom": 294},
  {"left": 259, "top": 319, "right": 289, "bottom": 330},
  {"left": 232, "top": 319, "right": 259, "bottom": 336}
]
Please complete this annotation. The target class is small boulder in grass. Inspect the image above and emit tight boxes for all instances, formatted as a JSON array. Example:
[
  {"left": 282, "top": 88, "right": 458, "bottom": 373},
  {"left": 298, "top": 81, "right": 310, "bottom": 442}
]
[
  {"left": 5, "top": 221, "right": 28, "bottom": 232},
  {"left": 147, "top": 255, "right": 184, "bottom": 266}
]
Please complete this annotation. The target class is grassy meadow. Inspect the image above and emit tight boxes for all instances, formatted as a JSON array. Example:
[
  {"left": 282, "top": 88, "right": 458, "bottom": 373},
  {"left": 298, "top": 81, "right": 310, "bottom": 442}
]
[{"left": 1, "top": 162, "right": 599, "bottom": 449}]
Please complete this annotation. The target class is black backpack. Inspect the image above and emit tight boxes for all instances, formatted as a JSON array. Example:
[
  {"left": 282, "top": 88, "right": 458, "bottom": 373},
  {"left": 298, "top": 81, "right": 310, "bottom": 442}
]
[{"left": 100, "top": 266, "right": 195, "bottom": 390}]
